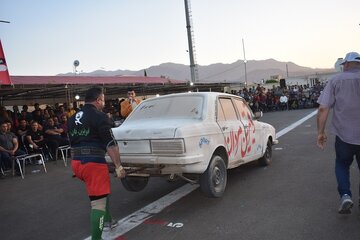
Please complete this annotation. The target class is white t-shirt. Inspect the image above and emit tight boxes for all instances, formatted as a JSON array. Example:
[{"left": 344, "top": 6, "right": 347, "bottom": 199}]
[{"left": 280, "top": 95, "right": 288, "bottom": 103}]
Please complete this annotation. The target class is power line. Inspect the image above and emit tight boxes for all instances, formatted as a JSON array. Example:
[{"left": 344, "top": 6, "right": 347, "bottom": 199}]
[{"left": 199, "top": 63, "right": 243, "bottom": 81}]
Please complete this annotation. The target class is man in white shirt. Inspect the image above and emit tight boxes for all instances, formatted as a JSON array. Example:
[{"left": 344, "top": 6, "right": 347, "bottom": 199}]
[{"left": 279, "top": 94, "right": 288, "bottom": 111}]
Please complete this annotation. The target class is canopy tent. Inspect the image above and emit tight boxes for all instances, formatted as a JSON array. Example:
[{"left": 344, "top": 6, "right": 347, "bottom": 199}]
[{"left": 0, "top": 75, "right": 227, "bottom": 106}]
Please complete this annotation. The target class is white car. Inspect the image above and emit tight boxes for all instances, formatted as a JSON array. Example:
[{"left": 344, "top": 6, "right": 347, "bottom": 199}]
[{"left": 111, "top": 92, "right": 278, "bottom": 197}]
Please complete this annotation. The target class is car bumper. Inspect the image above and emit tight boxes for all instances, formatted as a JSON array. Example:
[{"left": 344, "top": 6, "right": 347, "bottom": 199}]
[
  {"left": 120, "top": 154, "right": 203, "bottom": 165},
  {"left": 106, "top": 154, "right": 207, "bottom": 174}
]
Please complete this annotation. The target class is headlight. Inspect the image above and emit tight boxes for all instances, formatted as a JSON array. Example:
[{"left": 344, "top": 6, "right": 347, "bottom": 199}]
[{"left": 151, "top": 139, "right": 185, "bottom": 154}]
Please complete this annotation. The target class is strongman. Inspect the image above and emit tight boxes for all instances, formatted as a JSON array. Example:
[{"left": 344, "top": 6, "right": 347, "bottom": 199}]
[{"left": 68, "top": 87, "right": 126, "bottom": 239}]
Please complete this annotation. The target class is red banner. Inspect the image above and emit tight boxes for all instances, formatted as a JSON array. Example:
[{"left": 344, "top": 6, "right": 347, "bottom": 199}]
[{"left": 0, "top": 39, "right": 12, "bottom": 85}]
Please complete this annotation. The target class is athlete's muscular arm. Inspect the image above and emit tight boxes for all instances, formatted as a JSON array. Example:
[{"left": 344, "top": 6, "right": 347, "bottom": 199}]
[
  {"left": 107, "top": 145, "right": 125, "bottom": 178},
  {"left": 98, "top": 114, "right": 126, "bottom": 178}
]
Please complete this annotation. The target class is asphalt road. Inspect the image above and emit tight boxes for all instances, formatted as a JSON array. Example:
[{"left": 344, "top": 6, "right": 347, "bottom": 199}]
[{"left": 1, "top": 108, "right": 359, "bottom": 240}]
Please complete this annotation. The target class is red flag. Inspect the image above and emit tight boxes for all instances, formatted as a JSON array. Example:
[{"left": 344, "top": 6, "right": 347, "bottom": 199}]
[{"left": 0, "top": 39, "right": 12, "bottom": 85}]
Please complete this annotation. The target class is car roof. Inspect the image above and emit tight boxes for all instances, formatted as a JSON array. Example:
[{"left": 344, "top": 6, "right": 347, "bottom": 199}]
[{"left": 149, "top": 91, "right": 243, "bottom": 101}]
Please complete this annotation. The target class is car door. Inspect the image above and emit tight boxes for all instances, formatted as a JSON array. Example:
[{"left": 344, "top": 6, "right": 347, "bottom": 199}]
[
  {"left": 217, "top": 97, "right": 248, "bottom": 167},
  {"left": 232, "top": 97, "right": 262, "bottom": 161}
]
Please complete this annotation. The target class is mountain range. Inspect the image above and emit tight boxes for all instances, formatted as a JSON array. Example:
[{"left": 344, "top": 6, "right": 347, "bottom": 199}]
[{"left": 58, "top": 59, "right": 334, "bottom": 84}]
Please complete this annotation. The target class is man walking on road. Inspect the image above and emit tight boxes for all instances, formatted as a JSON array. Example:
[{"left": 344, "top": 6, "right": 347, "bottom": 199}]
[
  {"left": 68, "top": 87, "right": 126, "bottom": 239},
  {"left": 317, "top": 51, "right": 360, "bottom": 214}
]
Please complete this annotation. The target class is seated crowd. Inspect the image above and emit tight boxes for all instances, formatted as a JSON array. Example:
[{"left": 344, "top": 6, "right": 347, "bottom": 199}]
[
  {"left": 0, "top": 103, "right": 76, "bottom": 174},
  {"left": 233, "top": 83, "right": 325, "bottom": 113}
]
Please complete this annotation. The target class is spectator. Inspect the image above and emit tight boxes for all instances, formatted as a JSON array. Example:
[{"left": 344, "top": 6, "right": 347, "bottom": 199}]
[
  {"left": 59, "top": 114, "right": 68, "bottom": 138},
  {"left": 53, "top": 116, "right": 60, "bottom": 127},
  {"left": 31, "top": 103, "right": 41, "bottom": 119},
  {"left": 66, "top": 103, "right": 76, "bottom": 117},
  {"left": 32, "top": 109, "right": 45, "bottom": 126},
  {"left": 21, "top": 105, "right": 32, "bottom": 122},
  {"left": 16, "top": 119, "right": 30, "bottom": 151},
  {"left": 120, "top": 88, "right": 141, "bottom": 118},
  {"left": 16, "top": 119, "right": 29, "bottom": 138},
  {"left": 6, "top": 120, "right": 16, "bottom": 134},
  {"left": 0, "top": 106, "right": 11, "bottom": 124},
  {"left": 25, "top": 120, "right": 51, "bottom": 159},
  {"left": 0, "top": 121, "right": 25, "bottom": 171},
  {"left": 44, "top": 118, "right": 68, "bottom": 159},
  {"left": 56, "top": 105, "right": 66, "bottom": 120},
  {"left": 279, "top": 94, "right": 288, "bottom": 111},
  {"left": 10, "top": 105, "right": 21, "bottom": 127},
  {"left": 316, "top": 51, "right": 360, "bottom": 214}
]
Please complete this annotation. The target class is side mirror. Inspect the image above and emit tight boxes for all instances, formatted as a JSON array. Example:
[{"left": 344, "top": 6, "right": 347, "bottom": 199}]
[
  {"left": 254, "top": 111, "right": 263, "bottom": 120},
  {"left": 114, "top": 120, "right": 124, "bottom": 127}
]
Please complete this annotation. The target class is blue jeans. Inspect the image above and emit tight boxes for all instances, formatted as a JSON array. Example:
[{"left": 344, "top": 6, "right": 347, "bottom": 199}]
[
  {"left": 0, "top": 149, "right": 26, "bottom": 169},
  {"left": 335, "top": 136, "right": 360, "bottom": 198}
]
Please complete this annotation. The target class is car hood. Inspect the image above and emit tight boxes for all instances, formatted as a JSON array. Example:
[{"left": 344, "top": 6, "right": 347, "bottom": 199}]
[{"left": 111, "top": 118, "right": 200, "bottom": 139}]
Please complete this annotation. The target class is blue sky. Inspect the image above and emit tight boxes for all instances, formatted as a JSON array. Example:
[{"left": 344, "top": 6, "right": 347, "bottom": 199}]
[{"left": 1, "top": 0, "right": 360, "bottom": 76}]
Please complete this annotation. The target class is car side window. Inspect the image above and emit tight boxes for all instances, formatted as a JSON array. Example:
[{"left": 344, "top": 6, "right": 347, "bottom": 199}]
[
  {"left": 233, "top": 98, "right": 254, "bottom": 120},
  {"left": 218, "top": 98, "right": 238, "bottom": 121},
  {"left": 217, "top": 99, "right": 226, "bottom": 121}
]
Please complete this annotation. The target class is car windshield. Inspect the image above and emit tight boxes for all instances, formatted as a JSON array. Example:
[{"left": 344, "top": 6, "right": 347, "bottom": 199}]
[{"left": 128, "top": 95, "right": 204, "bottom": 120}]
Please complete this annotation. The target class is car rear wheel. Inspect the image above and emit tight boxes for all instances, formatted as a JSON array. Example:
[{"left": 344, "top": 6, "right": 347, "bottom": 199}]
[
  {"left": 259, "top": 140, "right": 272, "bottom": 166},
  {"left": 121, "top": 176, "right": 149, "bottom": 192},
  {"left": 200, "top": 155, "right": 227, "bottom": 198}
]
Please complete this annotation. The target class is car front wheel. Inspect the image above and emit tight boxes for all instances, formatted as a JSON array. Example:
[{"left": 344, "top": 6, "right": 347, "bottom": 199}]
[{"left": 200, "top": 155, "right": 227, "bottom": 198}]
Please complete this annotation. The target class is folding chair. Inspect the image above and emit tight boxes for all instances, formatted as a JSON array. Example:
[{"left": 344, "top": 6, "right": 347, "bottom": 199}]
[
  {"left": 21, "top": 135, "right": 49, "bottom": 160},
  {"left": 14, "top": 136, "right": 48, "bottom": 179},
  {"left": 56, "top": 145, "right": 71, "bottom": 166},
  {"left": 12, "top": 153, "right": 46, "bottom": 179}
]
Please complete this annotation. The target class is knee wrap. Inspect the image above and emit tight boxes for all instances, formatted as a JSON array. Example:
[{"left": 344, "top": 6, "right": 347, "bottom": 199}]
[{"left": 91, "top": 197, "right": 107, "bottom": 211}]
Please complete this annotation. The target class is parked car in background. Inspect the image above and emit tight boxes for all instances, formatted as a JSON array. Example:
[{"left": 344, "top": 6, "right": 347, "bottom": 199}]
[{"left": 110, "top": 92, "right": 278, "bottom": 197}]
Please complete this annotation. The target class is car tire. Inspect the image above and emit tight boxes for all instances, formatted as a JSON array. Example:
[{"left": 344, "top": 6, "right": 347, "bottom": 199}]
[
  {"left": 199, "top": 155, "right": 227, "bottom": 198},
  {"left": 121, "top": 176, "right": 149, "bottom": 192},
  {"left": 259, "top": 140, "right": 272, "bottom": 166}
]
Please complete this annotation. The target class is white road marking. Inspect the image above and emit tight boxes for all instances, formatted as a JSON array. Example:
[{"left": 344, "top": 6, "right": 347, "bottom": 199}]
[
  {"left": 167, "top": 222, "right": 184, "bottom": 228},
  {"left": 85, "top": 183, "right": 199, "bottom": 240},
  {"left": 85, "top": 109, "right": 318, "bottom": 240},
  {"left": 276, "top": 110, "right": 318, "bottom": 139}
]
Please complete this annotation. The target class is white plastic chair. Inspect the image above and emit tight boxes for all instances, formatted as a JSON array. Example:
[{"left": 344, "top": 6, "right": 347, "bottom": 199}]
[
  {"left": 12, "top": 153, "right": 47, "bottom": 179},
  {"left": 15, "top": 135, "right": 48, "bottom": 179},
  {"left": 56, "top": 145, "right": 71, "bottom": 166}
]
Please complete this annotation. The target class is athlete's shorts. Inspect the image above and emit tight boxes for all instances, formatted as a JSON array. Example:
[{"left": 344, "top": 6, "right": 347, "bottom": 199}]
[{"left": 71, "top": 160, "right": 110, "bottom": 196}]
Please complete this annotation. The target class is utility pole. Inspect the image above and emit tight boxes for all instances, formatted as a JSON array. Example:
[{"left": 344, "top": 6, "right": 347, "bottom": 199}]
[
  {"left": 242, "top": 38, "right": 247, "bottom": 86},
  {"left": 184, "top": 0, "right": 198, "bottom": 84},
  {"left": 286, "top": 63, "right": 289, "bottom": 78}
]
